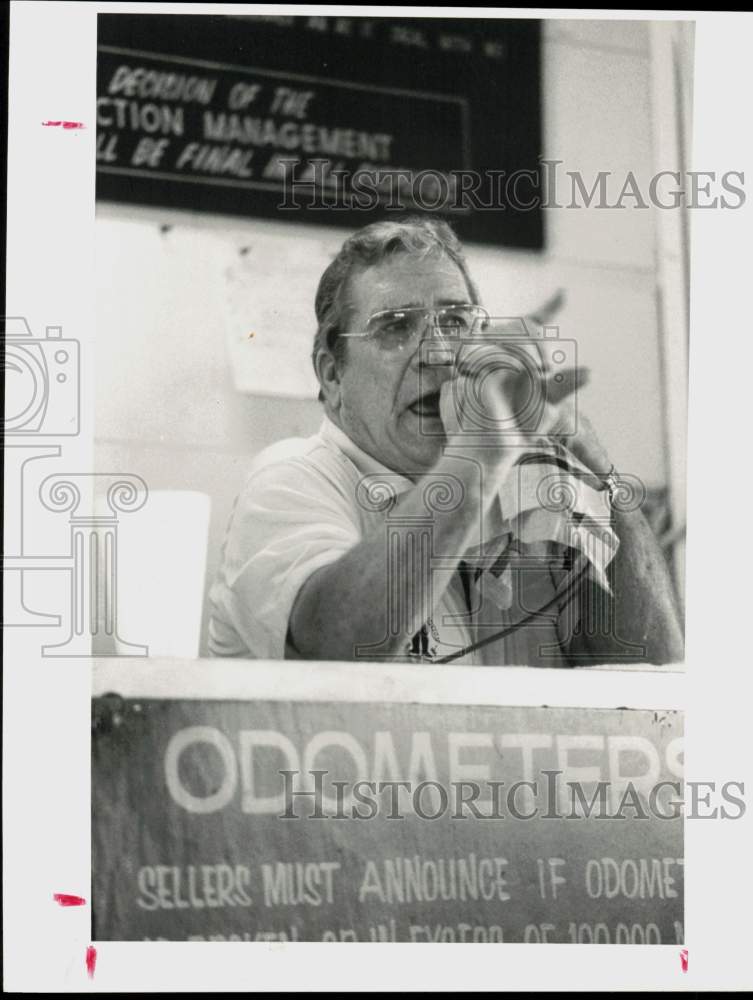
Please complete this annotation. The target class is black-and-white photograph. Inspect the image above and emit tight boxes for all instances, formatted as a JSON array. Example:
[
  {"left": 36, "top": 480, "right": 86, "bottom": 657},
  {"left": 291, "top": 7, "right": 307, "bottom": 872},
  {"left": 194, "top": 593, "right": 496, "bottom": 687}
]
[
  {"left": 7, "top": 3, "right": 753, "bottom": 991},
  {"left": 93, "top": 12, "right": 689, "bottom": 667}
]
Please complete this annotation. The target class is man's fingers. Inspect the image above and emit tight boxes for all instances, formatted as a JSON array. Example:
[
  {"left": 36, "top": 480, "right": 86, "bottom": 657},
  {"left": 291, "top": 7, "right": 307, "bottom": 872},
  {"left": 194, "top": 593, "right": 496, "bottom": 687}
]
[
  {"left": 546, "top": 366, "right": 589, "bottom": 405},
  {"left": 443, "top": 352, "right": 587, "bottom": 439},
  {"left": 452, "top": 357, "right": 588, "bottom": 406},
  {"left": 526, "top": 288, "right": 566, "bottom": 327}
]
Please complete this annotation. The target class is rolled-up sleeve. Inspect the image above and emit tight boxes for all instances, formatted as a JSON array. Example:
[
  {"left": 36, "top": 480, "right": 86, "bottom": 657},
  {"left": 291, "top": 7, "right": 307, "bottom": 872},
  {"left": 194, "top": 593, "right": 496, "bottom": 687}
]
[{"left": 209, "top": 458, "right": 361, "bottom": 659}]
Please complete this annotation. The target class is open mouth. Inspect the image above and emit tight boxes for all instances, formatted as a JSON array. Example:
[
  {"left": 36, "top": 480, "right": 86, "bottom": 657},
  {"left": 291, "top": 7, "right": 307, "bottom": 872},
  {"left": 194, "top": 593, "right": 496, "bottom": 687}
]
[{"left": 408, "top": 390, "right": 442, "bottom": 418}]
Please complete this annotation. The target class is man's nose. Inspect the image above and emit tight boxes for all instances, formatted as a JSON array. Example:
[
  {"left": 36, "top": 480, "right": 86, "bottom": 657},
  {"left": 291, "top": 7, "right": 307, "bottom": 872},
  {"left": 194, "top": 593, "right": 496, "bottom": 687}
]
[{"left": 416, "top": 323, "right": 457, "bottom": 368}]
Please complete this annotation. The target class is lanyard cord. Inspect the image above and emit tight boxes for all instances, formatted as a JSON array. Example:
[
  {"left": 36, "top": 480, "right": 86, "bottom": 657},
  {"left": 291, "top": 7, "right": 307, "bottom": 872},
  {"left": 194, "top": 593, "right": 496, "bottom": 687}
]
[{"left": 435, "top": 554, "right": 593, "bottom": 664}]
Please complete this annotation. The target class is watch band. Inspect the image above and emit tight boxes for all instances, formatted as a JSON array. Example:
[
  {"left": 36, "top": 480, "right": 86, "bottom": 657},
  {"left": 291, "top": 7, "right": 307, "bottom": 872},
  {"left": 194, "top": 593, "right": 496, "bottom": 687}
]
[{"left": 599, "top": 464, "right": 621, "bottom": 505}]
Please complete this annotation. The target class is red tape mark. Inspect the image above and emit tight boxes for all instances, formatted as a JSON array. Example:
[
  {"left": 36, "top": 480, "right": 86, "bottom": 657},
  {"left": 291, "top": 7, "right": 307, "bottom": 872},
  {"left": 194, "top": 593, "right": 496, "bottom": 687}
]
[
  {"left": 680, "top": 949, "right": 688, "bottom": 972},
  {"left": 86, "top": 945, "right": 97, "bottom": 979},
  {"left": 53, "top": 893, "right": 86, "bottom": 907}
]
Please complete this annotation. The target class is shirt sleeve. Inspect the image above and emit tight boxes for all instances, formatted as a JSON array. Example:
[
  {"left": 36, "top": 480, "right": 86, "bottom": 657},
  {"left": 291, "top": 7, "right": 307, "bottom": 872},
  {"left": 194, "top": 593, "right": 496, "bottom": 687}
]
[{"left": 210, "top": 457, "right": 362, "bottom": 659}]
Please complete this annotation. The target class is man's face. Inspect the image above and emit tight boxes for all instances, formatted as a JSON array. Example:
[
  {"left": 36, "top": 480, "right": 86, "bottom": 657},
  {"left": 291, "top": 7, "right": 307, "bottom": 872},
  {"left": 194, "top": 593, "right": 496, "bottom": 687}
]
[{"left": 330, "top": 252, "right": 473, "bottom": 476}]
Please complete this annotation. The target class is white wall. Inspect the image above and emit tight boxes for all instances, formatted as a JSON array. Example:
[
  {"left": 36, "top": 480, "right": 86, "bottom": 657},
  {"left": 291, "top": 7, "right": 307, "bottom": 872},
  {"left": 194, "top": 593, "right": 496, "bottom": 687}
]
[{"left": 94, "top": 19, "right": 685, "bottom": 655}]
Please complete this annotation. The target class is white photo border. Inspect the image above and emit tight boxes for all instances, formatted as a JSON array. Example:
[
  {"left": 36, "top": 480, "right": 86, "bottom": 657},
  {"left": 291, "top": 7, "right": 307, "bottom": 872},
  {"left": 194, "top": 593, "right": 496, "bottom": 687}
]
[{"left": 5, "top": 2, "right": 753, "bottom": 992}]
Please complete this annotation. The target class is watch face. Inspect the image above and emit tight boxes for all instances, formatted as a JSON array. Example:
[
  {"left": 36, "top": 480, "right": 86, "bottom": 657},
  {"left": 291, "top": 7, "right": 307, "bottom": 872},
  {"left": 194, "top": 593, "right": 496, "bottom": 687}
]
[{"left": 4, "top": 344, "right": 48, "bottom": 432}]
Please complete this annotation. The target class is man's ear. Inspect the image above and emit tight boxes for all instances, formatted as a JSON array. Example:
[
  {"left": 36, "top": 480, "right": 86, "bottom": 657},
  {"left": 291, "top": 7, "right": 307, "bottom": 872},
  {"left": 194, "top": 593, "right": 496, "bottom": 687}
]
[{"left": 314, "top": 349, "right": 343, "bottom": 411}]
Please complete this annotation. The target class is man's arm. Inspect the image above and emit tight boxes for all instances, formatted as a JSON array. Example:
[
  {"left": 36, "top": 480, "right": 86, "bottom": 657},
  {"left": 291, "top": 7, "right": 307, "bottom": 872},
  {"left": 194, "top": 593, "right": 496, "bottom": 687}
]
[
  {"left": 562, "top": 505, "right": 684, "bottom": 665},
  {"left": 288, "top": 451, "right": 506, "bottom": 661},
  {"left": 560, "top": 417, "right": 684, "bottom": 665}
]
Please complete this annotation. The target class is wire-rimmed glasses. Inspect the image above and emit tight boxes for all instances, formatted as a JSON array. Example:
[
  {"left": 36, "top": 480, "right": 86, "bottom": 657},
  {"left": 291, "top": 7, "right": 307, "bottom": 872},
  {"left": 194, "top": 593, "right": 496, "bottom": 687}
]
[{"left": 343, "top": 304, "right": 490, "bottom": 356}]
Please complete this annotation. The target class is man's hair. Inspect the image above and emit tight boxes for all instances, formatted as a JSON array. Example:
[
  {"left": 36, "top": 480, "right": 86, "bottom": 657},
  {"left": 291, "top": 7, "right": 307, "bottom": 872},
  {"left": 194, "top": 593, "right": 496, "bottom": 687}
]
[{"left": 312, "top": 215, "right": 480, "bottom": 400}]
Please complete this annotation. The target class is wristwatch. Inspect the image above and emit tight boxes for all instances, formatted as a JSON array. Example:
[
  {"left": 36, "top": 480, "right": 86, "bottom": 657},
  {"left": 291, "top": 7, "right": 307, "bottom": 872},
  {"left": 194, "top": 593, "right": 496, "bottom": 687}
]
[{"left": 598, "top": 464, "right": 621, "bottom": 506}]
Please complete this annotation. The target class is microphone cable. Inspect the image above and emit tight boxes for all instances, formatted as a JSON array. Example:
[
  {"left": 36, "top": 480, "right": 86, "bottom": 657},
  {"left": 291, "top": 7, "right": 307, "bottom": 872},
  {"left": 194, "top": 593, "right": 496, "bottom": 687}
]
[{"left": 435, "top": 552, "right": 594, "bottom": 663}]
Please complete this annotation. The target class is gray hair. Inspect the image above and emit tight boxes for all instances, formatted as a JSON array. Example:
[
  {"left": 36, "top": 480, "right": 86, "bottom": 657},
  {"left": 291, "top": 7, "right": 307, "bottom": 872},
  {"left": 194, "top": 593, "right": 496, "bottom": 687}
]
[{"left": 312, "top": 216, "right": 480, "bottom": 399}]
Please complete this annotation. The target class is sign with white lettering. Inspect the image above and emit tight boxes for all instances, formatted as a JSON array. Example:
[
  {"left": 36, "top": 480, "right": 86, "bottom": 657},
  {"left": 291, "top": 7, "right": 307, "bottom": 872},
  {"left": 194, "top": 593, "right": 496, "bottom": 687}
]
[
  {"left": 95, "top": 14, "right": 543, "bottom": 248},
  {"left": 92, "top": 697, "right": 684, "bottom": 942}
]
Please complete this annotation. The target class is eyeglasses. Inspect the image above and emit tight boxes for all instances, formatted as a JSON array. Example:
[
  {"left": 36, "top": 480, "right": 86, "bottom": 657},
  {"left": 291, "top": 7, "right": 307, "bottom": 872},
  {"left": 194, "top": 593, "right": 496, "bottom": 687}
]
[{"left": 343, "top": 304, "right": 490, "bottom": 354}]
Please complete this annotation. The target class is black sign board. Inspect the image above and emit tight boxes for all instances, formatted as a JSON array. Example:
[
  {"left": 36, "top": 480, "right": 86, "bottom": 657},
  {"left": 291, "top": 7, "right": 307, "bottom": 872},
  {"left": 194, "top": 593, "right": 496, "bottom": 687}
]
[
  {"left": 96, "top": 14, "right": 543, "bottom": 248},
  {"left": 92, "top": 697, "right": 683, "bottom": 942}
]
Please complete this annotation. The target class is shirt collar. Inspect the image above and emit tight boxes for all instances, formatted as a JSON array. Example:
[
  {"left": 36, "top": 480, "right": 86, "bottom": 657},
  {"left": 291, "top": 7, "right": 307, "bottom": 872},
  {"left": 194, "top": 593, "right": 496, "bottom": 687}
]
[{"left": 319, "top": 416, "right": 414, "bottom": 496}]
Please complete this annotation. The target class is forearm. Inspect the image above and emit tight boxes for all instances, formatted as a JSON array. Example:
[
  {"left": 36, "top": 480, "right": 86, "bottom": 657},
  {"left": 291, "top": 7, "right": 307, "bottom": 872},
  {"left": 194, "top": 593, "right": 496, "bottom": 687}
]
[
  {"left": 568, "top": 506, "right": 684, "bottom": 665},
  {"left": 288, "top": 452, "right": 499, "bottom": 661}
]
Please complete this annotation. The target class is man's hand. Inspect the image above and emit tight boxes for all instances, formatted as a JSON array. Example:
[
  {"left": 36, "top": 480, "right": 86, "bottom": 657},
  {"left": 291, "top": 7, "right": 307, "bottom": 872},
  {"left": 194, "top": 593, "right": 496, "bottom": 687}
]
[{"left": 439, "top": 336, "right": 588, "bottom": 457}]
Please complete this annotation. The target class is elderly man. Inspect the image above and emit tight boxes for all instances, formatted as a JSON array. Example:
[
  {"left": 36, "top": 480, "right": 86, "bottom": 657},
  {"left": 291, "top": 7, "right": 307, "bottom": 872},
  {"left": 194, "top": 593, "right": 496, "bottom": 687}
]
[{"left": 209, "top": 217, "right": 683, "bottom": 665}]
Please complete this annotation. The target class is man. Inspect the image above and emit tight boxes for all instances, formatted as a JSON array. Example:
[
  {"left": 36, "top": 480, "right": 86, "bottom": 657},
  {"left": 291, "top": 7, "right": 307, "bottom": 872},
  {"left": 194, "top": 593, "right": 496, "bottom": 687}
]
[{"left": 209, "top": 217, "right": 683, "bottom": 665}]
